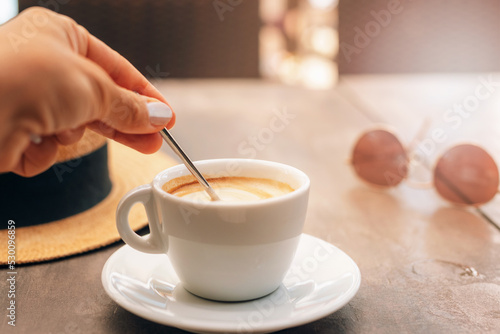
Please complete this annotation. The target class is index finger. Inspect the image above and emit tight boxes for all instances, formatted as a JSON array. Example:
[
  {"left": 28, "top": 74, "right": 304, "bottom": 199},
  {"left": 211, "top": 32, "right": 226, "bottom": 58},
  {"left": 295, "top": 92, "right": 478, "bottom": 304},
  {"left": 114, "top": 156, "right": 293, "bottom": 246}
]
[
  {"left": 86, "top": 31, "right": 166, "bottom": 100},
  {"left": 74, "top": 25, "right": 175, "bottom": 127}
]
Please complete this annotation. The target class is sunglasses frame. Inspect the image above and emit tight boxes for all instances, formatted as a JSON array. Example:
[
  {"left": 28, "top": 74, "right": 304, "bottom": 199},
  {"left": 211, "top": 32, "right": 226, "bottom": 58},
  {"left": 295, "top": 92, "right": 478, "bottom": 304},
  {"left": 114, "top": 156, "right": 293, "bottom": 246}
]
[{"left": 351, "top": 126, "right": 500, "bottom": 207}]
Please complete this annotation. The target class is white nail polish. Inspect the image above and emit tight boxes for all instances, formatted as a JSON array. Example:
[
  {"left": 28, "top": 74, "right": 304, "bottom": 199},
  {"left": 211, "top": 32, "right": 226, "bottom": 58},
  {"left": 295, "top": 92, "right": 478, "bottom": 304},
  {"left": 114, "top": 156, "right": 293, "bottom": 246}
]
[
  {"left": 30, "top": 134, "right": 42, "bottom": 144},
  {"left": 147, "top": 102, "right": 172, "bottom": 126}
]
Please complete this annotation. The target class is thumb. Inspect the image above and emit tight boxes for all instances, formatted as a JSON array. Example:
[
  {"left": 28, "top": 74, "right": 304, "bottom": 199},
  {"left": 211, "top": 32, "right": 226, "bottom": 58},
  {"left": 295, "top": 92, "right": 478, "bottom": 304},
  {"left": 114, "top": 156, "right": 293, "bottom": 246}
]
[
  {"left": 100, "top": 87, "right": 174, "bottom": 135},
  {"left": 87, "top": 83, "right": 175, "bottom": 154}
]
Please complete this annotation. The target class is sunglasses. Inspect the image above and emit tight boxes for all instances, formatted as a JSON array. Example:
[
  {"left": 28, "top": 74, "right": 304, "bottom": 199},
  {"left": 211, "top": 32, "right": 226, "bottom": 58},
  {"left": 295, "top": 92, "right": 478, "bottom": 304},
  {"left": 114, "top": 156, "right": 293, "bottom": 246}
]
[{"left": 351, "top": 128, "right": 499, "bottom": 206}]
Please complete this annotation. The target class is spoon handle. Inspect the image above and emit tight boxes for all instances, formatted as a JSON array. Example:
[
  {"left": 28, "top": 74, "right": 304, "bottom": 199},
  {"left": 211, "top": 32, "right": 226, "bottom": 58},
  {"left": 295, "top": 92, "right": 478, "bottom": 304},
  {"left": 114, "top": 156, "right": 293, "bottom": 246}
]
[{"left": 160, "top": 128, "right": 220, "bottom": 201}]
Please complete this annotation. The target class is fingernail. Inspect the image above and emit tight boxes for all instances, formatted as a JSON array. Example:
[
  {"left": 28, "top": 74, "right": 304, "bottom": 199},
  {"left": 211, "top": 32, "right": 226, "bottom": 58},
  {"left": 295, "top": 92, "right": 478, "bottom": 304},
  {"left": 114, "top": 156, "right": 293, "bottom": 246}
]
[
  {"left": 147, "top": 102, "right": 172, "bottom": 126},
  {"left": 30, "top": 134, "right": 42, "bottom": 144}
]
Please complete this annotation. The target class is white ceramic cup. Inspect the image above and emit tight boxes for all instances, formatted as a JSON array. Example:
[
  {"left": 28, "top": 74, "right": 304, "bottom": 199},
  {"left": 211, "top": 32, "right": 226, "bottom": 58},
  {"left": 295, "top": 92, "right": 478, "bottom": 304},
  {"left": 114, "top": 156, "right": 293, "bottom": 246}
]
[{"left": 116, "top": 159, "right": 310, "bottom": 301}]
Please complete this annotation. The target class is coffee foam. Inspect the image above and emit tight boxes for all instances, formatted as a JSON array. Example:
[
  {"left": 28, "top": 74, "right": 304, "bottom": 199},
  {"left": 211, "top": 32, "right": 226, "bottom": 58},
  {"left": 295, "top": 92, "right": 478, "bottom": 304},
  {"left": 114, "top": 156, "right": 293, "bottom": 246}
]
[{"left": 162, "top": 176, "right": 294, "bottom": 202}]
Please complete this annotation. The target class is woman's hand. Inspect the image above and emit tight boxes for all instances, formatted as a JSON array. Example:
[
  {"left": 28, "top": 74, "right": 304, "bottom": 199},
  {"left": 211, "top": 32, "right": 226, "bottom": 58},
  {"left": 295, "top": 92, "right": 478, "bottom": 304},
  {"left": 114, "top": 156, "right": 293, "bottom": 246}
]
[{"left": 0, "top": 7, "right": 176, "bottom": 177}]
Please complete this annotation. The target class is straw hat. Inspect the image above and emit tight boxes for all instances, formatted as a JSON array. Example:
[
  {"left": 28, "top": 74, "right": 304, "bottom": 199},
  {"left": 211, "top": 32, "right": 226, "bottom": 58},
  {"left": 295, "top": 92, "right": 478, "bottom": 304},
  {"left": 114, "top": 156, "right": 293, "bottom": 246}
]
[{"left": 0, "top": 130, "right": 177, "bottom": 264}]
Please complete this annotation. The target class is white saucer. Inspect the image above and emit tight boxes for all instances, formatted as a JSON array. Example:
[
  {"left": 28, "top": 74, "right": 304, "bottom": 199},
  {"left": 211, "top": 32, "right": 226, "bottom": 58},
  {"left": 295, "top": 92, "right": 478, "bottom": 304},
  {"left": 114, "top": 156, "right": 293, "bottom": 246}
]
[{"left": 102, "top": 234, "right": 361, "bottom": 333}]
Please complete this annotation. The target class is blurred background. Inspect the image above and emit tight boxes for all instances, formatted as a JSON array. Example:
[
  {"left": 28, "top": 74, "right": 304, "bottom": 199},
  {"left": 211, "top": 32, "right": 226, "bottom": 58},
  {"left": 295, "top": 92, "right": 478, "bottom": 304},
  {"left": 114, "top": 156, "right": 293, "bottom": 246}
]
[{"left": 1, "top": 0, "right": 499, "bottom": 89}]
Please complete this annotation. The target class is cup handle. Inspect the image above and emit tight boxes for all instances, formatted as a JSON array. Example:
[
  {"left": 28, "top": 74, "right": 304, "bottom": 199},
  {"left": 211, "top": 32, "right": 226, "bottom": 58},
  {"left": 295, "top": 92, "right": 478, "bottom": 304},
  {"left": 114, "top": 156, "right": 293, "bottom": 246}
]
[{"left": 116, "top": 184, "right": 165, "bottom": 254}]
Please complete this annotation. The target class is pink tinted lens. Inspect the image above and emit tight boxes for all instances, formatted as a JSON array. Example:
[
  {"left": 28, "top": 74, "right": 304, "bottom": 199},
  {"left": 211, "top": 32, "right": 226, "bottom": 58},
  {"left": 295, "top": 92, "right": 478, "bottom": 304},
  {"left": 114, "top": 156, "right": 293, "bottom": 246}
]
[
  {"left": 352, "top": 130, "right": 409, "bottom": 187},
  {"left": 434, "top": 144, "right": 499, "bottom": 206}
]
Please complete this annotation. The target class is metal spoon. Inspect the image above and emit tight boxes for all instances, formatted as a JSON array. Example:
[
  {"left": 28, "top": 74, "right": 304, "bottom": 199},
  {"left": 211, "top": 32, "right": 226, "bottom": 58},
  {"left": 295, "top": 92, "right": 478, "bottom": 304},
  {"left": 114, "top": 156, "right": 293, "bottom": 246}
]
[{"left": 160, "top": 128, "right": 220, "bottom": 201}]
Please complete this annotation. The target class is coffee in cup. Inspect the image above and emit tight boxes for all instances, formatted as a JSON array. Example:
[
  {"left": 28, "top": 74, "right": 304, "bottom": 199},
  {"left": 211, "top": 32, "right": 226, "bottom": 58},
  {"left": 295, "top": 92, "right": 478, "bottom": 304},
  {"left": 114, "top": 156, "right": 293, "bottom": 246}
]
[{"left": 162, "top": 175, "right": 294, "bottom": 202}]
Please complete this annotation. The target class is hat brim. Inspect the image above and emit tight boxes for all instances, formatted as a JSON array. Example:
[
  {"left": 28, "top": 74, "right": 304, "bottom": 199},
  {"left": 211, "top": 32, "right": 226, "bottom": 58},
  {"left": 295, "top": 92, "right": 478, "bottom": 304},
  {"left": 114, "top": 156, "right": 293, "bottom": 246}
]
[{"left": 0, "top": 141, "right": 178, "bottom": 265}]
